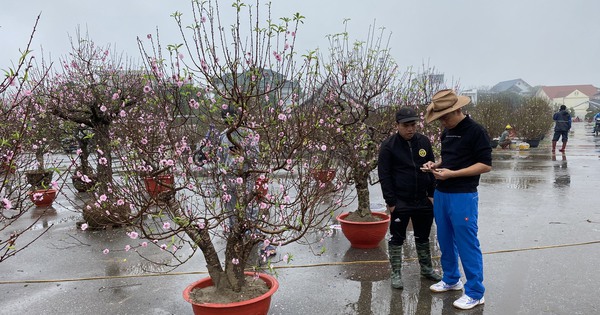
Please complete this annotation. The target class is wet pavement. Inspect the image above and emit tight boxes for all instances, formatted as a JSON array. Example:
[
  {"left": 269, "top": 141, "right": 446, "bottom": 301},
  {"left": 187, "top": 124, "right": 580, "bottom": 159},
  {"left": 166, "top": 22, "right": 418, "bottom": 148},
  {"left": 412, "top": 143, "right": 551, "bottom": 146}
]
[{"left": 1, "top": 122, "right": 600, "bottom": 314}]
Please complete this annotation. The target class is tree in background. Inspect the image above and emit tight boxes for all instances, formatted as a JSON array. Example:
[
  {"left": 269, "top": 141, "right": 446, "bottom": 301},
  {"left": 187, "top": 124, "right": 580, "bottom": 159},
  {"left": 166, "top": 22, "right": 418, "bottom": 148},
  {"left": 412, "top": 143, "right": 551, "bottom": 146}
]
[
  {"left": 513, "top": 96, "right": 553, "bottom": 140},
  {"left": 469, "top": 92, "right": 519, "bottom": 140},
  {"left": 315, "top": 22, "right": 402, "bottom": 219},
  {"left": 40, "top": 30, "right": 149, "bottom": 227}
]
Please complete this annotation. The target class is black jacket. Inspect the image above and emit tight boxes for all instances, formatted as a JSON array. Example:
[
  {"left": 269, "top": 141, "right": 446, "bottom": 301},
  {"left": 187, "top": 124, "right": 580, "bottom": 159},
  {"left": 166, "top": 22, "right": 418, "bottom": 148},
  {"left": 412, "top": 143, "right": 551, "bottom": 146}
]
[{"left": 378, "top": 132, "right": 435, "bottom": 208}]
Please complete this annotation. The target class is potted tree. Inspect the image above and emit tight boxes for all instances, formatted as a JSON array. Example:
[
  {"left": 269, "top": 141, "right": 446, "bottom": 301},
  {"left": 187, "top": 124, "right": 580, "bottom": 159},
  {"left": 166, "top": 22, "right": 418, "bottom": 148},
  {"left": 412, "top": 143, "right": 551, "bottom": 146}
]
[
  {"left": 308, "top": 146, "right": 338, "bottom": 184},
  {"left": 21, "top": 92, "right": 67, "bottom": 207},
  {"left": 469, "top": 92, "right": 519, "bottom": 147},
  {"left": 40, "top": 29, "right": 149, "bottom": 227},
  {"left": 93, "top": 1, "right": 352, "bottom": 314},
  {"left": 513, "top": 96, "right": 554, "bottom": 147},
  {"left": 314, "top": 23, "right": 400, "bottom": 248}
]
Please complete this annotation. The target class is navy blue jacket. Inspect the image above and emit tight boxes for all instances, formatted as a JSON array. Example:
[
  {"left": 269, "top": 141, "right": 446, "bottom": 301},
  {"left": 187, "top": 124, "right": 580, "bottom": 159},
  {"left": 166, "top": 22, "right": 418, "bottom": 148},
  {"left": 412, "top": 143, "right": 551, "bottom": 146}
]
[
  {"left": 553, "top": 109, "right": 572, "bottom": 132},
  {"left": 378, "top": 132, "right": 435, "bottom": 208}
]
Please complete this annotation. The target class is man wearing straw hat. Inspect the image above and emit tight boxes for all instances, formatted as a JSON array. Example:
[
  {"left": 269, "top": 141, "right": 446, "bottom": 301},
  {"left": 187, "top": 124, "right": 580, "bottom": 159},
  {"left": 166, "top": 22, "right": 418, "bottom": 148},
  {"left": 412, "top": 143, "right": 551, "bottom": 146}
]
[{"left": 422, "top": 89, "right": 492, "bottom": 310}]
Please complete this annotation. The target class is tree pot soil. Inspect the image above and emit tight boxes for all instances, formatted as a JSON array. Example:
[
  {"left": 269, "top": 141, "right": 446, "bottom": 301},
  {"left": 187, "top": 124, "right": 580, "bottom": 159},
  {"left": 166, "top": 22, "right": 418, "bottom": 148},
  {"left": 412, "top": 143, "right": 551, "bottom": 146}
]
[
  {"left": 183, "top": 272, "right": 279, "bottom": 315},
  {"left": 71, "top": 174, "right": 97, "bottom": 192},
  {"left": 143, "top": 174, "right": 174, "bottom": 197},
  {"left": 25, "top": 170, "right": 54, "bottom": 190},
  {"left": 337, "top": 212, "right": 390, "bottom": 249},
  {"left": 28, "top": 188, "right": 58, "bottom": 207},
  {"left": 82, "top": 202, "right": 132, "bottom": 229}
]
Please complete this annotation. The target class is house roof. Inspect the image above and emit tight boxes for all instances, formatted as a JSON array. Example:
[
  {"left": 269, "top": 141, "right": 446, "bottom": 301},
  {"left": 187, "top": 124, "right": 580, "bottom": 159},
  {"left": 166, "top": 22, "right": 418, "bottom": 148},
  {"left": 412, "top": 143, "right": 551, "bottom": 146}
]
[
  {"left": 540, "top": 85, "right": 600, "bottom": 99},
  {"left": 490, "top": 79, "right": 531, "bottom": 93}
]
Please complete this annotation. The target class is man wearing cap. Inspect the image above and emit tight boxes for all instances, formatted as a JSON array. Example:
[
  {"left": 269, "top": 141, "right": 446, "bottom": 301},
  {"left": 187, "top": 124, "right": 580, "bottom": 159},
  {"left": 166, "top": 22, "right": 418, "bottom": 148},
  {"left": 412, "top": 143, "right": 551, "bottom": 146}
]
[
  {"left": 378, "top": 106, "right": 442, "bottom": 290},
  {"left": 422, "top": 89, "right": 492, "bottom": 310},
  {"left": 498, "top": 124, "right": 513, "bottom": 149}
]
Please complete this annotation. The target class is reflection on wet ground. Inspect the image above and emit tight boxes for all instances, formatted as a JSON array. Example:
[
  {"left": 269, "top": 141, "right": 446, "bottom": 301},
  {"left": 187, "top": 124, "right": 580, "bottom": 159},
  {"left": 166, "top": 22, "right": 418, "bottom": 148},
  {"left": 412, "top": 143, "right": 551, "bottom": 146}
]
[{"left": 481, "top": 175, "right": 545, "bottom": 189}]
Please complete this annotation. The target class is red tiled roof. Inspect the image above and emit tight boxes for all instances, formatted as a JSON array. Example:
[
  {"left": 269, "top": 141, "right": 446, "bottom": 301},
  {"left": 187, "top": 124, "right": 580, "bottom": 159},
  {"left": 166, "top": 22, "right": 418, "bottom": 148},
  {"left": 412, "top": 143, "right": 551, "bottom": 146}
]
[{"left": 541, "top": 85, "right": 600, "bottom": 99}]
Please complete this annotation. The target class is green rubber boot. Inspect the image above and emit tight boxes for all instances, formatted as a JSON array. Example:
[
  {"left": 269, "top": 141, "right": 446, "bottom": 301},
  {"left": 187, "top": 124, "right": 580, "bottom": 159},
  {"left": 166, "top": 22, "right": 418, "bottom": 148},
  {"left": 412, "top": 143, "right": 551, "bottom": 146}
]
[
  {"left": 388, "top": 244, "right": 403, "bottom": 289},
  {"left": 416, "top": 242, "right": 442, "bottom": 281}
]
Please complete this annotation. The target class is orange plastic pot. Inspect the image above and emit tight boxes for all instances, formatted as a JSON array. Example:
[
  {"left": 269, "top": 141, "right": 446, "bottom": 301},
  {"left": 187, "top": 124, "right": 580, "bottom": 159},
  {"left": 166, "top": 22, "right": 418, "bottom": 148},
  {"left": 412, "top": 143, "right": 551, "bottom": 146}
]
[
  {"left": 337, "top": 212, "right": 390, "bottom": 249},
  {"left": 183, "top": 272, "right": 279, "bottom": 315},
  {"left": 28, "top": 188, "right": 57, "bottom": 207}
]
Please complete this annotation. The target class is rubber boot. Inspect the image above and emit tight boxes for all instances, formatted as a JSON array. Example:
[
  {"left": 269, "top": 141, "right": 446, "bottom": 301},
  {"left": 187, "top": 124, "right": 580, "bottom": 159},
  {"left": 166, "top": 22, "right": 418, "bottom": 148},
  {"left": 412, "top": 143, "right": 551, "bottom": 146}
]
[
  {"left": 552, "top": 141, "right": 557, "bottom": 152},
  {"left": 388, "top": 244, "right": 403, "bottom": 289},
  {"left": 559, "top": 141, "right": 567, "bottom": 152},
  {"left": 415, "top": 242, "right": 442, "bottom": 281}
]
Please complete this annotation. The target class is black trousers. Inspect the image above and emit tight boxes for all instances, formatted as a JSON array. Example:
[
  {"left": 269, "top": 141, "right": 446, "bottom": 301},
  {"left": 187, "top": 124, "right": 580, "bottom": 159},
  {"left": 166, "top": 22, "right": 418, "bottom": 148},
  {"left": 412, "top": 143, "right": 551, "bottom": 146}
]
[{"left": 388, "top": 198, "right": 434, "bottom": 246}]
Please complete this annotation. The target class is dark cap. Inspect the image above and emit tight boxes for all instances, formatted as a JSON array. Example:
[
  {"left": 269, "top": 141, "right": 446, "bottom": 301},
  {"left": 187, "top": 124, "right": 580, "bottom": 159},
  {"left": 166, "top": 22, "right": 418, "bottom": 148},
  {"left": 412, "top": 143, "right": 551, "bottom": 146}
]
[
  {"left": 396, "top": 107, "right": 419, "bottom": 123},
  {"left": 560, "top": 105, "right": 567, "bottom": 110}
]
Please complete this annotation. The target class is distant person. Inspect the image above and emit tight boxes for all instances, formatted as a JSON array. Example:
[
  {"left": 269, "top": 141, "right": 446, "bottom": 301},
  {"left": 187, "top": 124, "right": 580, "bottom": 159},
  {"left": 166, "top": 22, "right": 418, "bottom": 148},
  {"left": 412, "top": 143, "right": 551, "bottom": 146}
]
[
  {"left": 552, "top": 105, "right": 571, "bottom": 152},
  {"left": 423, "top": 89, "right": 492, "bottom": 310},
  {"left": 498, "top": 125, "right": 513, "bottom": 149},
  {"left": 593, "top": 111, "right": 600, "bottom": 135},
  {"left": 378, "top": 107, "right": 442, "bottom": 290}
]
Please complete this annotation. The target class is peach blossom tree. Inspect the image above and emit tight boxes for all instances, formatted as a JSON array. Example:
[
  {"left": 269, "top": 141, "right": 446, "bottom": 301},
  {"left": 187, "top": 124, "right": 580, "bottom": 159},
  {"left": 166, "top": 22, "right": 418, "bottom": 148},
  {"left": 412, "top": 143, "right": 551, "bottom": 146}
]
[
  {"left": 0, "top": 15, "right": 62, "bottom": 262},
  {"left": 40, "top": 30, "right": 150, "bottom": 227},
  {"left": 315, "top": 23, "right": 403, "bottom": 219},
  {"left": 98, "top": 0, "right": 353, "bottom": 296}
]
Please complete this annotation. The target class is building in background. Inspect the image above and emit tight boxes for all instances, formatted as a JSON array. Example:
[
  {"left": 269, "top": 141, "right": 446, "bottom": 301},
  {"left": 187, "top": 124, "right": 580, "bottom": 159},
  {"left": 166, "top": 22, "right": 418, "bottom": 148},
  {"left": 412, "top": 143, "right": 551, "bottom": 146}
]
[
  {"left": 535, "top": 85, "right": 600, "bottom": 119},
  {"left": 490, "top": 78, "right": 533, "bottom": 95}
]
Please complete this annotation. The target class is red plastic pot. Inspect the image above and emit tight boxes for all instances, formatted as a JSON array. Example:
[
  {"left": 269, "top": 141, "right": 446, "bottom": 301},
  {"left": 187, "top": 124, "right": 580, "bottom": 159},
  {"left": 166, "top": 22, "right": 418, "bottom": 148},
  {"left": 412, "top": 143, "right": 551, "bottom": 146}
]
[
  {"left": 144, "top": 174, "right": 174, "bottom": 197},
  {"left": 28, "top": 188, "right": 57, "bottom": 207},
  {"left": 254, "top": 177, "right": 269, "bottom": 199},
  {"left": 310, "top": 168, "right": 336, "bottom": 183},
  {"left": 337, "top": 212, "right": 390, "bottom": 249},
  {"left": 183, "top": 272, "right": 279, "bottom": 315}
]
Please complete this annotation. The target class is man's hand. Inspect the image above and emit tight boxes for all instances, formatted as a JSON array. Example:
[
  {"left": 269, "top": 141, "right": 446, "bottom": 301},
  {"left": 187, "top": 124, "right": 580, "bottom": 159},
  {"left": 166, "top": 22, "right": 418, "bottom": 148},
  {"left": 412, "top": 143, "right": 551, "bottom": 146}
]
[
  {"left": 432, "top": 168, "right": 452, "bottom": 180},
  {"left": 421, "top": 161, "right": 439, "bottom": 173}
]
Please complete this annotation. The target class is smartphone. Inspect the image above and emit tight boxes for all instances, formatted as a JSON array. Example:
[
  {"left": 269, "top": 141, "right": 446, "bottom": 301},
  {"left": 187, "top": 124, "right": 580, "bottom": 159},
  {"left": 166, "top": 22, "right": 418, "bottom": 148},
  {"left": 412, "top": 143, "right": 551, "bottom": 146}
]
[{"left": 420, "top": 167, "right": 433, "bottom": 173}]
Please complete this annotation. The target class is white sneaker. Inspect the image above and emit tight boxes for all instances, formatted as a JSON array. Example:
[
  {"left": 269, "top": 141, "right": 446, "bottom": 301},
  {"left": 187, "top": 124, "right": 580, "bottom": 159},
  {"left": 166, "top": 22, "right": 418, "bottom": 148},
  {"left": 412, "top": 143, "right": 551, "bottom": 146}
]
[
  {"left": 453, "top": 294, "right": 485, "bottom": 310},
  {"left": 429, "top": 280, "right": 464, "bottom": 292}
]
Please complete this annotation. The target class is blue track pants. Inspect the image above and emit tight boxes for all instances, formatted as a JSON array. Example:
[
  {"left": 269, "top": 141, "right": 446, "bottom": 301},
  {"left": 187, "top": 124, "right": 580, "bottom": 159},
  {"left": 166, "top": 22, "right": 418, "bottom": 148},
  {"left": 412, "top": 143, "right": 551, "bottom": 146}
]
[{"left": 433, "top": 190, "right": 485, "bottom": 299}]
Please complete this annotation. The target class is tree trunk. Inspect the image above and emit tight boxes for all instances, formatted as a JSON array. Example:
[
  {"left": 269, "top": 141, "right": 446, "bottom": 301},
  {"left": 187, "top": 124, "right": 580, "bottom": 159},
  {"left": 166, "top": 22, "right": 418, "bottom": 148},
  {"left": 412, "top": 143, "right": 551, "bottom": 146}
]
[
  {"left": 354, "top": 169, "right": 371, "bottom": 217},
  {"left": 35, "top": 147, "right": 45, "bottom": 171},
  {"left": 94, "top": 122, "right": 113, "bottom": 192},
  {"left": 81, "top": 121, "right": 130, "bottom": 228},
  {"left": 78, "top": 136, "right": 92, "bottom": 175}
]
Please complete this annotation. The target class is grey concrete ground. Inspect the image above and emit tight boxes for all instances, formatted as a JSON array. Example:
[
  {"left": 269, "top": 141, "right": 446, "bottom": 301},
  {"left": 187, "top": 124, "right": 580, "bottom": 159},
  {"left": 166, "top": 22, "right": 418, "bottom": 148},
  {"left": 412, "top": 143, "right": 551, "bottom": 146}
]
[{"left": 1, "top": 122, "right": 600, "bottom": 315}]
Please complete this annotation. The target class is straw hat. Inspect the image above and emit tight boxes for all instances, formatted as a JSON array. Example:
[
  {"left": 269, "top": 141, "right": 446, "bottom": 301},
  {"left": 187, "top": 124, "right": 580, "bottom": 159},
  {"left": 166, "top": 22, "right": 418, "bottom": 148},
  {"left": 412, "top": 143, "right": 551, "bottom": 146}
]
[{"left": 424, "top": 89, "right": 471, "bottom": 123}]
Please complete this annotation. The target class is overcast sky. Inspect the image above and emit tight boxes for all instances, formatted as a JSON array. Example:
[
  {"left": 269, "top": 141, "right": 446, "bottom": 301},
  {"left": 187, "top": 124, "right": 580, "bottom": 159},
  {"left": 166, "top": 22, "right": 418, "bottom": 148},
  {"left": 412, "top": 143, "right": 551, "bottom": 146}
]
[{"left": 2, "top": 0, "right": 599, "bottom": 89}]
